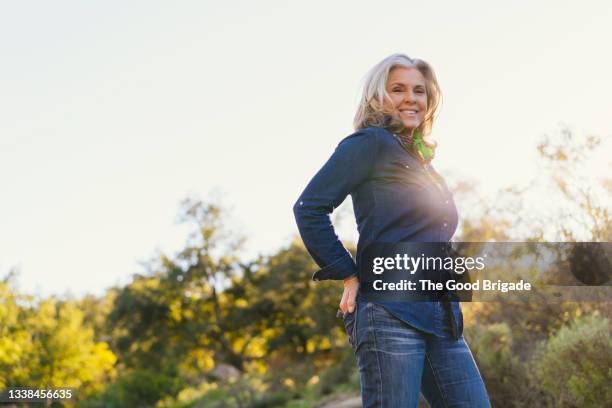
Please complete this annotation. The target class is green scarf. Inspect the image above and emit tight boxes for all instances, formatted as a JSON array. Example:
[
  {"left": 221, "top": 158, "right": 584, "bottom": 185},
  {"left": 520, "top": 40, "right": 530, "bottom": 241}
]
[{"left": 413, "top": 131, "right": 433, "bottom": 161}]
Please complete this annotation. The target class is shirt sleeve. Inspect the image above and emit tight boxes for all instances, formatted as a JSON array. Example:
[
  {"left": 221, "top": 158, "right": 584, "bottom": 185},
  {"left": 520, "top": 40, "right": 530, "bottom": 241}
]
[{"left": 293, "top": 130, "right": 379, "bottom": 282}]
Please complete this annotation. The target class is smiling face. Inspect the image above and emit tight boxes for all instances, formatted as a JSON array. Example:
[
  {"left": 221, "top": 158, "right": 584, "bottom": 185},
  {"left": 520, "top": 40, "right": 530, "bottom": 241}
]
[{"left": 384, "top": 66, "right": 428, "bottom": 134}]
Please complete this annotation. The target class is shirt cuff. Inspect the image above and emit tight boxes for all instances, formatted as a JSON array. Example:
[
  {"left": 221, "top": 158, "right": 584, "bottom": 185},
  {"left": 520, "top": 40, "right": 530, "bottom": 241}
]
[{"left": 311, "top": 253, "right": 359, "bottom": 282}]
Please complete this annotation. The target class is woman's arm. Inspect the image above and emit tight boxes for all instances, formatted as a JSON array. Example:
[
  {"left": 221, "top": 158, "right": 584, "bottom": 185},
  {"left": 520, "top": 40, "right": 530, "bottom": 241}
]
[{"left": 293, "top": 130, "right": 378, "bottom": 282}]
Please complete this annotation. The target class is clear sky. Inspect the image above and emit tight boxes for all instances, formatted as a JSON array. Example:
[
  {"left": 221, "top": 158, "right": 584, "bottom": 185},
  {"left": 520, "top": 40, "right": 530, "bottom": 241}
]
[{"left": 1, "top": 1, "right": 610, "bottom": 296}]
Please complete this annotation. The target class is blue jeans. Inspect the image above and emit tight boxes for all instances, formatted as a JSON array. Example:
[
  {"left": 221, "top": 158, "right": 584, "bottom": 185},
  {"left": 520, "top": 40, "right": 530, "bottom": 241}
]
[{"left": 343, "top": 301, "right": 491, "bottom": 407}]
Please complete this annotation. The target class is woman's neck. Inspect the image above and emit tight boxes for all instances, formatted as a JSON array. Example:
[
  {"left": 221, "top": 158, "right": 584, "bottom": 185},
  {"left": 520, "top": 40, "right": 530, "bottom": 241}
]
[
  {"left": 400, "top": 128, "right": 415, "bottom": 138},
  {"left": 397, "top": 128, "right": 416, "bottom": 145}
]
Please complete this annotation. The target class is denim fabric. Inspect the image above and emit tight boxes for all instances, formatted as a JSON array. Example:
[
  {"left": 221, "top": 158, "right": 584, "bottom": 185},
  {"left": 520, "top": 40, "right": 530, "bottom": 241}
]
[
  {"left": 293, "top": 126, "right": 463, "bottom": 338},
  {"left": 344, "top": 301, "right": 491, "bottom": 408},
  {"left": 293, "top": 126, "right": 458, "bottom": 282}
]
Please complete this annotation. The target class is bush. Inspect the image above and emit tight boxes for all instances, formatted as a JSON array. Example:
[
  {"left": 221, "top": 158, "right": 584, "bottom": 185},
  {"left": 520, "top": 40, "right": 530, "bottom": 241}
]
[
  {"left": 532, "top": 314, "right": 612, "bottom": 408},
  {"left": 79, "top": 369, "right": 183, "bottom": 407},
  {"left": 465, "top": 322, "right": 532, "bottom": 407},
  {"left": 314, "top": 348, "right": 357, "bottom": 396}
]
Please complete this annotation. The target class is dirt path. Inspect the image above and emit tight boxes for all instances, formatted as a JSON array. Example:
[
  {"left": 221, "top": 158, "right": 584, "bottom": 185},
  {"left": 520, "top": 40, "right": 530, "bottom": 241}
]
[{"left": 315, "top": 394, "right": 362, "bottom": 408}]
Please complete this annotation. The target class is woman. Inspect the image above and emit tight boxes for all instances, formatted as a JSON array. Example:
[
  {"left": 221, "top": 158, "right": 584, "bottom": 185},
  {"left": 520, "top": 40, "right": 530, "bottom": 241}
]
[{"left": 293, "top": 54, "right": 491, "bottom": 407}]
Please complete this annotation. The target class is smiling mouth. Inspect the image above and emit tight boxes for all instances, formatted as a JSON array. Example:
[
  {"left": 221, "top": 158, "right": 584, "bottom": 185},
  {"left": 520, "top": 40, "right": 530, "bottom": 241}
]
[{"left": 400, "top": 110, "right": 418, "bottom": 115}]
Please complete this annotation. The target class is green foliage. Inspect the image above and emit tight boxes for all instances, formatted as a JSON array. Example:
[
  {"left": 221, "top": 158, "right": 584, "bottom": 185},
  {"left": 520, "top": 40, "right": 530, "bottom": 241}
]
[
  {"left": 532, "top": 314, "right": 612, "bottom": 407},
  {"left": 80, "top": 369, "right": 183, "bottom": 408},
  {"left": 0, "top": 275, "right": 116, "bottom": 402},
  {"left": 465, "top": 322, "right": 533, "bottom": 407},
  {"left": 105, "top": 198, "right": 352, "bottom": 404},
  {"left": 107, "top": 199, "right": 256, "bottom": 375},
  {"left": 314, "top": 348, "right": 358, "bottom": 396}
]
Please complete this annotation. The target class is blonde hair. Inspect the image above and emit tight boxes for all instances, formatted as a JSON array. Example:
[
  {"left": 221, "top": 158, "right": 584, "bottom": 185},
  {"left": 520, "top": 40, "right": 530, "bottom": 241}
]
[{"left": 353, "top": 53, "right": 442, "bottom": 143}]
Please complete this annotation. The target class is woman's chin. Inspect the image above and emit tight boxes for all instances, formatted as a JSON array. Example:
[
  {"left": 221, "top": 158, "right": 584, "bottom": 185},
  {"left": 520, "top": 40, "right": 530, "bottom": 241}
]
[
  {"left": 399, "top": 117, "right": 421, "bottom": 128},
  {"left": 401, "top": 122, "right": 420, "bottom": 132}
]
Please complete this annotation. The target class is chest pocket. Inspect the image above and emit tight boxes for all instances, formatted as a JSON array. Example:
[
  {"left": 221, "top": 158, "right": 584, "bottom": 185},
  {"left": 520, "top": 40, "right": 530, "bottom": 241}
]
[
  {"left": 389, "top": 159, "right": 450, "bottom": 198},
  {"left": 390, "top": 158, "right": 427, "bottom": 180}
]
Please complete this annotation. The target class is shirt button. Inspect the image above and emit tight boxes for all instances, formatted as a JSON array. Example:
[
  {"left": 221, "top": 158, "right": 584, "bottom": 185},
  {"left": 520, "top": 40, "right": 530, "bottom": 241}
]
[
  {"left": 299, "top": 201, "right": 303, "bottom": 206},
  {"left": 443, "top": 222, "right": 448, "bottom": 227}
]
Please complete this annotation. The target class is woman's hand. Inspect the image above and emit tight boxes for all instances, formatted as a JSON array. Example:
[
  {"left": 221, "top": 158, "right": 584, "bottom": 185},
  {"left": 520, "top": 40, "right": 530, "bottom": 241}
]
[{"left": 339, "top": 275, "right": 360, "bottom": 316}]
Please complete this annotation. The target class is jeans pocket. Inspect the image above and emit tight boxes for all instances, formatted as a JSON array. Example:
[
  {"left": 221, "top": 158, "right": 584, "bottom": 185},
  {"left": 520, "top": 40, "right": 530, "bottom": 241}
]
[{"left": 343, "top": 307, "right": 358, "bottom": 349}]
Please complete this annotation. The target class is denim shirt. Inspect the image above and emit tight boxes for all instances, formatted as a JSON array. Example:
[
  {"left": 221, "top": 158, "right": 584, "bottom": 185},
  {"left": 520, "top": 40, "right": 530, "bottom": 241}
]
[{"left": 293, "top": 126, "right": 463, "bottom": 339}]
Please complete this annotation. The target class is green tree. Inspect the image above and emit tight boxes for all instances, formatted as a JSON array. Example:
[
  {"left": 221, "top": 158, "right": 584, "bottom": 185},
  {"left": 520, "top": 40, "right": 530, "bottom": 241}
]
[{"left": 0, "top": 272, "right": 116, "bottom": 401}]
